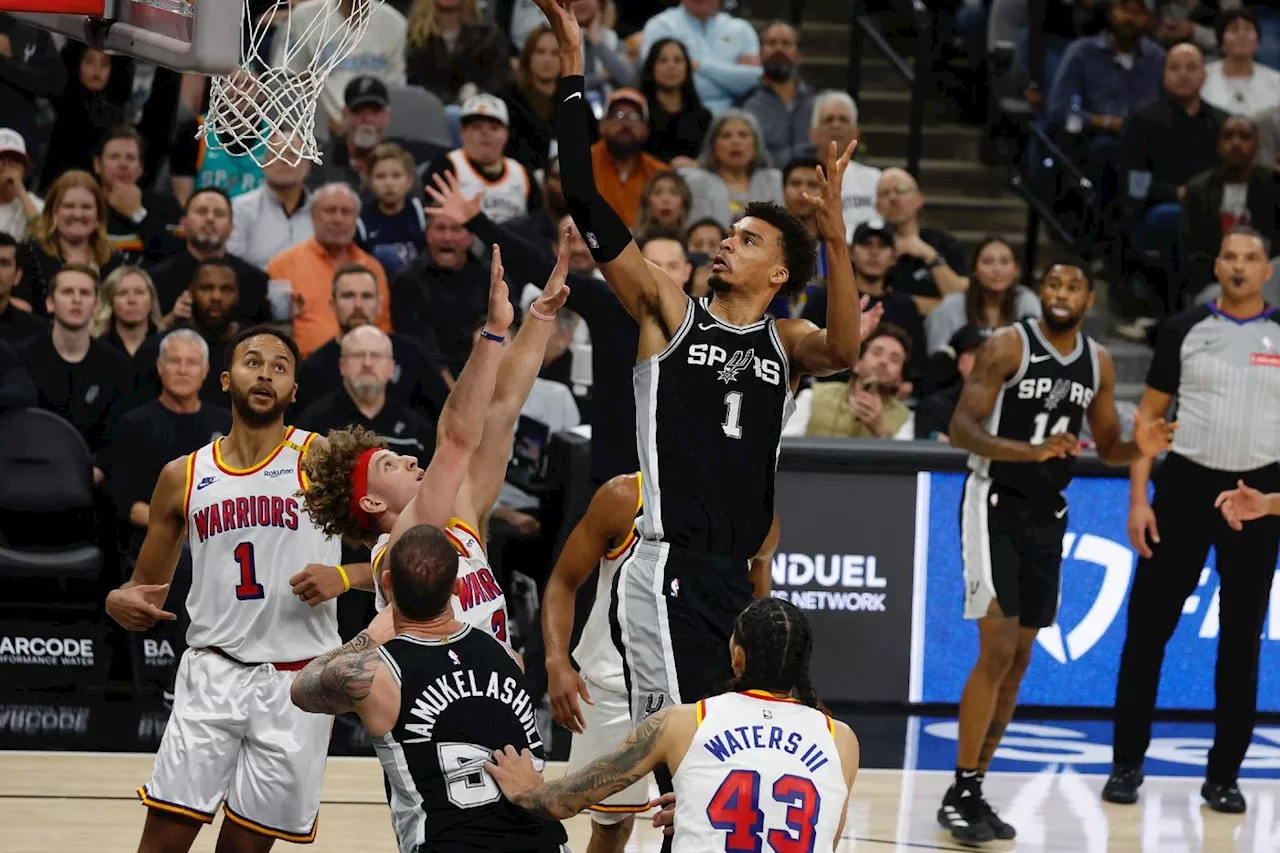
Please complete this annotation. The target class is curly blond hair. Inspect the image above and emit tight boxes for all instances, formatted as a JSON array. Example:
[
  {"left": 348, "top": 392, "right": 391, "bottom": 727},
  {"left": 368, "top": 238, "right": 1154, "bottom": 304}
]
[{"left": 300, "top": 426, "right": 388, "bottom": 548}]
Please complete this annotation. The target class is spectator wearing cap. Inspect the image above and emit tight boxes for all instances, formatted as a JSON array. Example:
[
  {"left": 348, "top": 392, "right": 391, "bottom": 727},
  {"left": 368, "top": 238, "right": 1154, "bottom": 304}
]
[
  {"left": 266, "top": 182, "right": 393, "bottom": 357},
  {"left": 803, "top": 221, "right": 926, "bottom": 381},
  {"left": 914, "top": 325, "right": 988, "bottom": 441},
  {"left": 681, "top": 108, "right": 783, "bottom": 229},
  {"left": 640, "top": 0, "right": 762, "bottom": 117},
  {"left": 0, "top": 129, "right": 41, "bottom": 243},
  {"left": 925, "top": 236, "right": 1040, "bottom": 354},
  {"left": 809, "top": 90, "right": 881, "bottom": 243},
  {"left": 404, "top": 0, "right": 513, "bottom": 109},
  {"left": 740, "top": 22, "right": 817, "bottom": 169},
  {"left": 420, "top": 94, "right": 542, "bottom": 225},
  {"left": 275, "top": 0, "right": 408, "bottom": 136},
  {"left": 592, "top": 88, "right": 670, "bottom": 227},
  {"left": 227, "top": 139, "right": 315, "bottom": 271}
]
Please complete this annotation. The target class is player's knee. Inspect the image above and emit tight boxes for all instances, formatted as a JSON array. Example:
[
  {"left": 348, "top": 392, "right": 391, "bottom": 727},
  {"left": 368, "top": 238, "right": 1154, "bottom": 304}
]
[
  {"left": 1006, "top": 643, "right": 1034, "bottom": 679},
  {"left": 592, "top": 815, "right": 636, "bottom": 851},
  {"left": 976, "top": 636, "right": 1019, "bottom": 677}
]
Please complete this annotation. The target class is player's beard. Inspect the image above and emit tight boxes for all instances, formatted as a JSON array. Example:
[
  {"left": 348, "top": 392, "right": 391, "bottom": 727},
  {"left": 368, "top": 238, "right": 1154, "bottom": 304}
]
[
  {"left": 706, "top": 273, "right": 732, "bottom": 293},
  {"left": 1041, "top": 308, "right": 1081, "bottom": 334},
  {"left": 230, "top": 384, "right": 290, "bottom": 428}
]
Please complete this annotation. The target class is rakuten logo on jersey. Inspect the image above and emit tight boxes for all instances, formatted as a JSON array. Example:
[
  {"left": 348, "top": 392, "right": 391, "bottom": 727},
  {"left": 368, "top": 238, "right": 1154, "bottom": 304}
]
[
  {"left": 0, "top": 636, "right": 95, "bottom": 666},
  {"left": 769, "top": 553, "right": 888, "bottom": 612}
]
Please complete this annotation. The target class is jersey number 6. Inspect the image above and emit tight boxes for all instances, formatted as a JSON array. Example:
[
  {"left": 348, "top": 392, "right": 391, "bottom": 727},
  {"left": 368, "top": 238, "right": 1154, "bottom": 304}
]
[
  {"left": 233, "top": 542, "right": 264, "bottom": 600},
  {"left": 707, "top": 769, "right": 820, "bottom": 853}
]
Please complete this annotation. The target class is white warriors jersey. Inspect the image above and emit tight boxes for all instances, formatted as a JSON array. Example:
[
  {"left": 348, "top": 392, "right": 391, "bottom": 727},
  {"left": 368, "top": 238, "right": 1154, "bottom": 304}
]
[
  {"left": 673, "top": 691, "right": 847, "bottom": 853},
  {"left": 446, "top": 150, "right": 530, "bottom": 224},
  {"left": 571, "top": 476, "right": 642, "bottom": 695},
  {"left": 183, "top": 427, "right": 342, "bottom": 662},
  {"left": 371, "top": 516, "right": 511, "bottom": 645}
]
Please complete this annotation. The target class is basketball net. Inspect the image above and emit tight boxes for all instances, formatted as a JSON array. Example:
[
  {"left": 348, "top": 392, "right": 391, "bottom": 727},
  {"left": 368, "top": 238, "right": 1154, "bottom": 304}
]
[{"left": 203, "top": 0, "right": 381, "bottom": 167}]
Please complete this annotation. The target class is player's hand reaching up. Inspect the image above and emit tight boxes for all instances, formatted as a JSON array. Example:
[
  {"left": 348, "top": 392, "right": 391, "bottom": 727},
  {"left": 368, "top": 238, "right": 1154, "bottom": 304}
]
[
  {"left": 486, "top": 245, "right": 515, "bottom": 335},
  {"left": 1032, "top": 431, "right": 1079, "bottom": 462},
  {"left": 529, "top": 227, "right": 574, "bottom": 321},
  {"left": 803, "top": 139, "right": 858, "bottom": 245},
  {"left": 425, "top": 171, "right": 484, "bottom": 225},
  {"left": 533, "top": 0, "right": 581, "bottom": 57},
  {"left": 1132, "top": 408, "right": 1176, "bottom": 458},
  {"left": 547, "top": 656, "right": 594, "bottom": 733},
  {"left": 106, "top": 584, "right": 177, "bottom": 631},
  {"left": 485, "top": 745, "right": 544, "bottom": 801},
  {"left": 1215, "top": 479, "right": 1272, "bottom": 531}
]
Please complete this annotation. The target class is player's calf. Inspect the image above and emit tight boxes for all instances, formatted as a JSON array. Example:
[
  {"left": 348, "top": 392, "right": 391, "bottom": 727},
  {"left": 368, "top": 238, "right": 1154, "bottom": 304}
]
[
  {"left": 587, "top": 813, "right": 635, "bottom": 853},
  {"left": 137, "top": 807, "right": 204, "bottom": 853}
]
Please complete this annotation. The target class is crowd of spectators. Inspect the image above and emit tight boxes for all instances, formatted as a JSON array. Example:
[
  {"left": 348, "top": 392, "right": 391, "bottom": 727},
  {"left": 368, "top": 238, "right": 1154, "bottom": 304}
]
[{"left": 6, "top": 0, "right": 1276, "bottom": 640}]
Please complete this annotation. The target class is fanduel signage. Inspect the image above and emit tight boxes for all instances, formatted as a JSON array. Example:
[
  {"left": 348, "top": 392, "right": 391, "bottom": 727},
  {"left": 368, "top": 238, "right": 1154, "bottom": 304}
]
[
  {"left": 773, "top": 470, "right": 915, "bottom": 703},
  {"left": 919, "top": 472, "right": 1280, "bottom": 711}
]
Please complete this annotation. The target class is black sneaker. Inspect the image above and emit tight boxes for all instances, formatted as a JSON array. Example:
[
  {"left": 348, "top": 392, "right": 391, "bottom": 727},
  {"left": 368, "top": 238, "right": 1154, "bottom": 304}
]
[
  {"left": 1201, "top": 781, "right": 1247, "bottom": 814},
  {"left": 937, "top": 784, "right": 996, "bottom": 844},
  {"left": 1101, "top": 764, "right": 1144, "bottom": 805},
  {"left": 974, "top": 794, "right": 1016, "bottom": 840}
]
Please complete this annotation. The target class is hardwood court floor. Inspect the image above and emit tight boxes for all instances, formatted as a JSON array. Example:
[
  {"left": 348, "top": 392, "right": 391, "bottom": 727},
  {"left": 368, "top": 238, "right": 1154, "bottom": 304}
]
[{"left": 2, "top": 751, "right": 1278, "bottom": 852}]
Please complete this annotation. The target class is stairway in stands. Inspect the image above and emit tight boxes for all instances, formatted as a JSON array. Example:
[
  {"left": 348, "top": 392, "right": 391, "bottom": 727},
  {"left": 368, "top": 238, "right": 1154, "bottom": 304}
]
[{"left": 742, "top": 2, "right": 1153, "bottom": 401}]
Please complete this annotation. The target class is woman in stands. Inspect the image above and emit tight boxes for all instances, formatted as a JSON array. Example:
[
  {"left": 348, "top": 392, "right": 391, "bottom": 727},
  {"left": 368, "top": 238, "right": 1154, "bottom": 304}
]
[
  {"left": 925, "top": 236, "right": 1040, "bottom": 354},
  {"left": 679, "top": 109, "right": 784, "bottom": 228},
  {"left": 92, "top": 266, "right": 161, "bottom": 358},
  {"left": 501, "top": 25, "right": 563, "bottom": 171},
  {"left": 633, "top": 170, "right": 691, "bottom": 241},
  {"left": 638, "top": 38, "right": 710, "bottom": 167},
  {"left": 18, "top": 171, "right": 121, "bottom": 316},
  {"left": 1201, "top": 8, "right": 1280, "bottom": 117},
  {"left": 405, "top": 0, "right": 513, "bottom": 130}
]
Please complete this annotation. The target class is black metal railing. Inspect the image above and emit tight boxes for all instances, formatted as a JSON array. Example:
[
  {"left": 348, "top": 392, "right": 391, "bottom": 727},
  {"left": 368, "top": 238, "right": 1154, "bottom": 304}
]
[{"left": 844, "top": 0, "right": 931, "bottom": 179}]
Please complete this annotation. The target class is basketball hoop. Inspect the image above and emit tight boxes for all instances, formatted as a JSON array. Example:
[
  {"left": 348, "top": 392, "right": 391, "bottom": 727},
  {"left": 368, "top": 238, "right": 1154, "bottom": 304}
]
[{"left": 203, "top": 0, "right": 382, "bottom": 167}]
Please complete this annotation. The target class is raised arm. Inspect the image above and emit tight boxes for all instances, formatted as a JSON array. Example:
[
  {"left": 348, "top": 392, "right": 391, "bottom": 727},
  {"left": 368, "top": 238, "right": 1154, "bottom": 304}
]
[
  {"left": 949, "top": 328, "right": 1077, "bottom": 462},
  {"left": 104, "top": 455, "right": 189, "bottom": 631},
  {"left": 1086, "top": 345, "right": 1175, "bottom": 466},
  {"left": 452, "top": 236, "right": 573, "bottom": 535},
  {"left": 544, "top": 474, "right": 641, "bottom": 732},
  {"left": 537, "top": 0, "right": 689, "bottom": 345},
  {"left": 401, "top": 249, "right": 515, "bottom": 532}
]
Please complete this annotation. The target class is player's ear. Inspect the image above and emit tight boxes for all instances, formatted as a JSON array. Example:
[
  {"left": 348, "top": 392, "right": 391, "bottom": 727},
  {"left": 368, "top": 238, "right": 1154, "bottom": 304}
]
[
  {"left": 769, "top": 264, "right": 790, "bottom": 288},
  {"left": 220, "top": 370, "right": 230, "bottom": 393},
  {"left": 359, "top": 494, "right": 386, "bottom": 516}
]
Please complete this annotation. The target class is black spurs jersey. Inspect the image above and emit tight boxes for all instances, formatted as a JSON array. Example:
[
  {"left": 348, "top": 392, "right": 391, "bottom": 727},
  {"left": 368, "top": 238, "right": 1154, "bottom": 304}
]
[
  {"left": 372, "top": 626, "right": 568, "bottom": 853},
  {"left": 967, "top": 318, "right": 1100, "bottom": 503},
  {"left": 634, "top": 297, "right": 794, "bottom": 561}
]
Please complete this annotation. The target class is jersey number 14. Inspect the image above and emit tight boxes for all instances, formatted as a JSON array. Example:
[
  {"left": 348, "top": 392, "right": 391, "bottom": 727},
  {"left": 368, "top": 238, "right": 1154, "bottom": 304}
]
[
  {"left": 1030, "top": 412, "right": 1070, "bottom": 445},
  {"left": 707, "top": 769, "right": 820, "bottom": 853}
]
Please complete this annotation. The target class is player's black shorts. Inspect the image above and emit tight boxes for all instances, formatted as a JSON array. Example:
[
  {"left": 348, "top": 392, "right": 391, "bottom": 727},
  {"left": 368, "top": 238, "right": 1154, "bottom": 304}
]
[
  {"left": 609, "top": 539, "right": 754, "bottom": 723},
  {"left": 959, "top": 473, "right": 1066, "bottom": 628}
]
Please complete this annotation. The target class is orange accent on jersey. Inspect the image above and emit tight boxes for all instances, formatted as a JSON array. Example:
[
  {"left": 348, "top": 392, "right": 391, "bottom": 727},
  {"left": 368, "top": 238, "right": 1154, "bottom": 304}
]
[
  {"left": 222, "top": 803, "right": 318, "bottom": 843},
  {"left": 137, "top": 786, "right": 215, "bottom": 824},
  {"left": 604, "top": 530, "right": 637, "bottom": 561},
  {"left": 741, "top": 689, "right": 802, "bottom": 704},
  {"left": 588, "top": 803, "right": 651, "bottom": 813},
  {"left": 443, "top": 527, "right": 468, "bottom": 557},
  {"left": 181, "top": 452, "right": 197, "bottom": 519},
  {"left": 297, "top": 432, "right": 317, "bottom": 489},
  {"left": 827, "top": 716, "right": 836, "bottom": 737},
  {"left": 696, "top": 699, "right": 707, "bottom": 726},
  {"left": 212, "top": 427, "right": 297, "bottom": 475},
  {"left": 448, "top": 516, "right": 483, "bottom": 550}
]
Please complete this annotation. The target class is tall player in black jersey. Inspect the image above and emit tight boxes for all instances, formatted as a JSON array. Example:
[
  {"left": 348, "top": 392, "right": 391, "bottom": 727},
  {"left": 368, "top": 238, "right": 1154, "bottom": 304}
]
[
  {"left": 289, "top": 525, "right": 569, "bottom": 853},
  {"left": 535, "top": 0, "right": 879, "bottom": 736},
  {"left": 940, "top": 262, "right": 1175, "bottom": 844}
]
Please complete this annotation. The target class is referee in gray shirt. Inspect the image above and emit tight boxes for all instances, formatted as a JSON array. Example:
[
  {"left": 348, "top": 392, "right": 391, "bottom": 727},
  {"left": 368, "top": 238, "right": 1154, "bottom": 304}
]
[{"left": 1105, "top": 227, "right": 1280, "bottom": 813}]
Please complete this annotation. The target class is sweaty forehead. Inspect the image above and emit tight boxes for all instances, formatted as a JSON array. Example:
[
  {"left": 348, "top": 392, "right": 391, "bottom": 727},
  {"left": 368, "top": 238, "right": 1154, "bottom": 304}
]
[{"left": 237, "top": 334, "right": 293, "bottom": 364}]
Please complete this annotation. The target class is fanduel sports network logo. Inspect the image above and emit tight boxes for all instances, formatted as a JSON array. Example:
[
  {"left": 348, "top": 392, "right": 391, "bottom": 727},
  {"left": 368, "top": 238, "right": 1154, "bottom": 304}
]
[
  {"left": 1036, "top": 533, "right": 1132, "bottom": 664},
  {"left": 770, "top": 552, "right": 888, "bottom": 612},
  {"left": 0, "top": 636, "right": 95, "bottom": 666}
]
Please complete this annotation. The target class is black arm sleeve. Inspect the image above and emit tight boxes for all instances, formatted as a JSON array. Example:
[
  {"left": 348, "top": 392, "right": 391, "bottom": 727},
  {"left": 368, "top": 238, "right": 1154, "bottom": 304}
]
[{"left": 555, "top": 75, "right": 634, "bottom": 264}]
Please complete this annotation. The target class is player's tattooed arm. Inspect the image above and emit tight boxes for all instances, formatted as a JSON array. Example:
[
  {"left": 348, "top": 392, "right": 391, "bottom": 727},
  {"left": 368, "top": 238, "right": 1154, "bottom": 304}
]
[
  {"left": 290, "top": 631, "right": 381, "bottom": 715},
  {"left": 496, "top": 708, "right": 671, "bottom": 820},
  {"left": 949, "top": 328, "right": 1075, "bottom": 462}
]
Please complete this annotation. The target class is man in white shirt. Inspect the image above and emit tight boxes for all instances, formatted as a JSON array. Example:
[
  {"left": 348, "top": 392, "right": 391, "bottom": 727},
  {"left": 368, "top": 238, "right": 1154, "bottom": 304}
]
[
  {"left": 276, "top": 0, "right": 408, "bottom": 135},
  {"left": 228, "top": 137, "right": 315, "bottom": 271},
  {"left": 0, "top": 129, "right": 41, "bottom": 243},
  {"left": 809, "top": 91, "right": 881, "bottom": 243},
  {"left": 640, "top": 0, "right": 761, "bottom": 116}
]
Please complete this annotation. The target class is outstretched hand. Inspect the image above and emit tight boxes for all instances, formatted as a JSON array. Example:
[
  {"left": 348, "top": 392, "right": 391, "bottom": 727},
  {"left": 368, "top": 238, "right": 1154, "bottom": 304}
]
[
  {"left": 530, "top": 228, "right": 574, "bottom": 319},
  {"left": 487, "top": 246, "right": 515, "bottom": 334},
  {"left": 802, "top": 140, "right": 858, "bottom": 244},
  {"left": 483, "top": 745, "right": 543, "bottom": 802},
  {"left": 1132, "top": 408, "right": 1176, "bottom": 458},
  {"left": 859, "top": 293, "right": 884, "bottom": 340},
  {"left": 1214, "top": 479, "right": 1272, "bottom": 531},
  {"left": 425, "top": 171, "right": 484, "bottom": 225}
]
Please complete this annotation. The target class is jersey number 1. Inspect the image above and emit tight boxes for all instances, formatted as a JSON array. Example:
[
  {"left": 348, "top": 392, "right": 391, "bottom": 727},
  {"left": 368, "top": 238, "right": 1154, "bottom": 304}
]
[
  {"left": 722, "top": 391, "right": 743, "bottom": 439},
  {"left": 234, "top": 542, "right": 264, "bottom": 600},
  {"left": 1031, "top": 412, "right": 1070, "bottom": 445},
  {"left": 707, "top": 769, "right": 820, "bottom": 853}
]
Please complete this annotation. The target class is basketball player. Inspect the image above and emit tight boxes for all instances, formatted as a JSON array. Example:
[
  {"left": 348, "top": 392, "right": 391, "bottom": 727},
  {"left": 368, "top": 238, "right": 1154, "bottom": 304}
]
[
  {"left": 104, "top": 327, "right": 341, "bottom": 851},
  {"left": 536, "top": 0, "right": 881, "bottom": 734},
  {"left": 289, "top": 524, "right": 569, "bottom": 853},
  {"left": 300, "top": 242, "right": 571, "bottom": 642},
  {"left": 940, "top": 262, "right": 1175, "bottom": 843},
  {"left": 542, "top": 474, "right": 780, "bottom": 853},
  {"left": 488, "top": 598, "right": 859, "bottom": 852}
]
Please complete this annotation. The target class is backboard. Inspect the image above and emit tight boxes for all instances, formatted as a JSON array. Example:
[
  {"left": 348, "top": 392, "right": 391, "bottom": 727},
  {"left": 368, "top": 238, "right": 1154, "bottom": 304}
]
[{"left": 2, "top": 0, "right": 242, "bottom": 73}]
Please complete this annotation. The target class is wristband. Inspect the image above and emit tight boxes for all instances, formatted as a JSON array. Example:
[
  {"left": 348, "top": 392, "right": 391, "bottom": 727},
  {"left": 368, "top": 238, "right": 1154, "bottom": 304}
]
[
  {"left": 528, "top": 304, "right": 556, "bottom": 323},
  {"left": 334, "top": 564, "right": 351, "bottom": 592},
  {"left": 479, "top": 329, "right": 505, "bottom": 343}
]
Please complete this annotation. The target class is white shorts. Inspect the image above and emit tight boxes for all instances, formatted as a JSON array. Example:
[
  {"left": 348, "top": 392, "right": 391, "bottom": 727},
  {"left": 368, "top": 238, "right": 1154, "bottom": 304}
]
[
  {"left": 138, "top": 648, "right": 332, "bottom": 843},
  {"left": 566, "top": 680, "right": 651, "bottom": 825}
]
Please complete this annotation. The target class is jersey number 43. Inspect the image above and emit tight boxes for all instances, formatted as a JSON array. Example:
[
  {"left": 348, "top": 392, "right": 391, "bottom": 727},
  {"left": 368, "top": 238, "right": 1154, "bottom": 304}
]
[{"left": 707, "top": 769, "right": 820, "bottom": 853}]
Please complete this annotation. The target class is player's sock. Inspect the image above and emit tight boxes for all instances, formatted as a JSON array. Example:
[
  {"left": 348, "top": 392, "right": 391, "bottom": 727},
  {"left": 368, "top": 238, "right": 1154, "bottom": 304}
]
[
  {"left": 955, "top": 767, "right": 980, "bottom": 790},
  {"left": 939, "top": 770, "right": 994, "bottom": 843}
]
